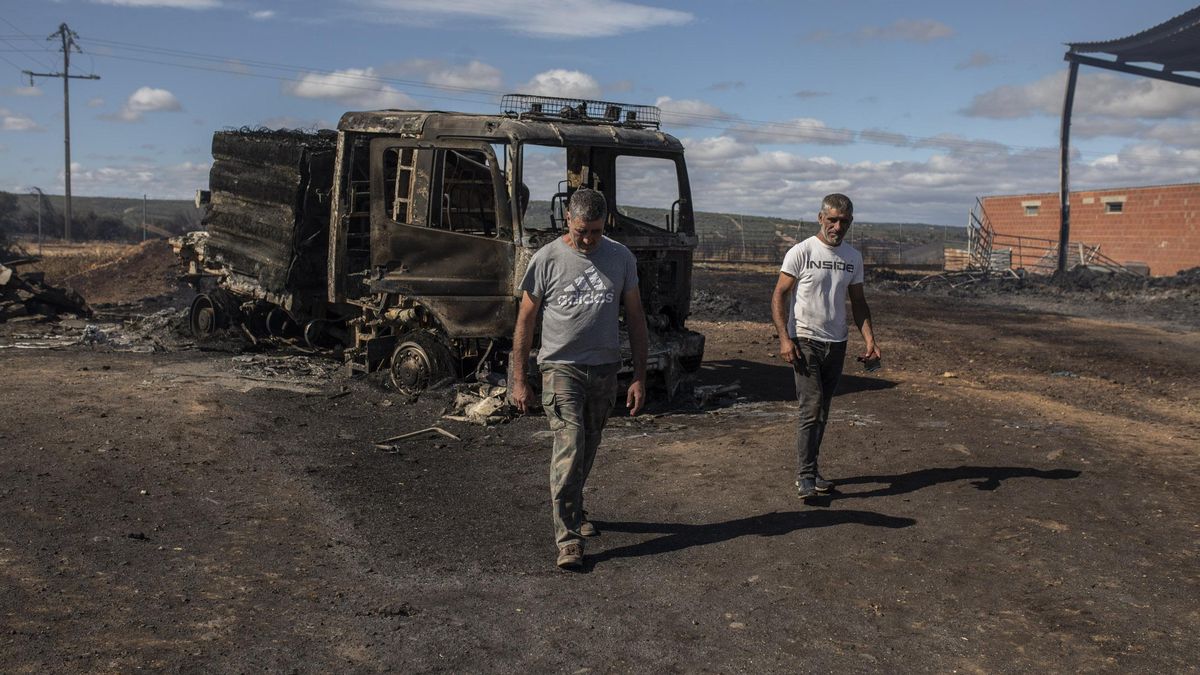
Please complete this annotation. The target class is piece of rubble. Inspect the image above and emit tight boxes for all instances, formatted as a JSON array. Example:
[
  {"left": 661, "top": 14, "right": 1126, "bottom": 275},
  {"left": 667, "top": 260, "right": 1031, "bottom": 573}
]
[
  {"left": 694, "top": 381, "right": 741, "bottom": 407},
  {"left": 444, "top": 382, "right": 515, "bottom": 425},
  {"left": 1, "top": 260, "right": 92, "bottom": 322},
  {"left": 374, "top": 426, "right": 461, "bottom": 450}
]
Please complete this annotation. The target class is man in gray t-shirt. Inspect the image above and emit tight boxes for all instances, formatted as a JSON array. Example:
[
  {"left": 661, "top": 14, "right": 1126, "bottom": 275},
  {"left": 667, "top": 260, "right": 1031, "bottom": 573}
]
[{"left": 511, "top": 188, "right": 648, "bottom": 570}]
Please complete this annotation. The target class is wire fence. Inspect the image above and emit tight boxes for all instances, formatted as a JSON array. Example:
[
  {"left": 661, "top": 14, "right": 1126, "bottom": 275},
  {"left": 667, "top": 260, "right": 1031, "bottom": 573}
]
[{"left": 693, "top": 214, "right": 968, "bottom": 270}]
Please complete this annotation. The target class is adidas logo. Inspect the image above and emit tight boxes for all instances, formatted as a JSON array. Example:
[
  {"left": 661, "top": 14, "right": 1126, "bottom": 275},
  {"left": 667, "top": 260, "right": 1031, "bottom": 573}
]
[{"left": 556, "top": 266, "right": 615, "bottom": 307}]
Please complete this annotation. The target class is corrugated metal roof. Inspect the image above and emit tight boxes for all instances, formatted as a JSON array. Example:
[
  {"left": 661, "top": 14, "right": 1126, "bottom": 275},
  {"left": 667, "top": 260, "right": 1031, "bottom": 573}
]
[{"left": 1067, "top": 6, "right": 1200, "bottom": 81}]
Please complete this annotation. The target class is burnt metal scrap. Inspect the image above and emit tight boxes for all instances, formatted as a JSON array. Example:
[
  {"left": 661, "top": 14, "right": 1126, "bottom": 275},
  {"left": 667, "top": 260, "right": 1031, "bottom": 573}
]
[
  {"left": 176, "top": 95, "right": 706, "bottom": 401},
  {"left": 0, "top": 259, "right": 92, "bottom": 323}
]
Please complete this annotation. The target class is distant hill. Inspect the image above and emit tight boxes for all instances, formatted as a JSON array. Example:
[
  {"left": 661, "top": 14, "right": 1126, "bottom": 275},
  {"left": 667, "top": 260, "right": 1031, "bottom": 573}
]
[
  {"left": 1, "top": 192, "right": 966, "bottom": 266},
  {"left": 621, "top": 204, "right": 968, "bottom": 263},
  {"left": 3, "top": 193, "right": 203, "bottom": 241}
]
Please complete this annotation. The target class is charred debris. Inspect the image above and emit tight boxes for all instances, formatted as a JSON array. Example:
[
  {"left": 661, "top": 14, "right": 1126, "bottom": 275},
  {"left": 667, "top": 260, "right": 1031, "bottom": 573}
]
[{"left": 0, "top": 237, "right": 92, "bottom": 323}]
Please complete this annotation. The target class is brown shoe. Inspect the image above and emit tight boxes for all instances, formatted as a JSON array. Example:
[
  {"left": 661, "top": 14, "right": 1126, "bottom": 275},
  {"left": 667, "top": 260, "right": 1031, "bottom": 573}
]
[
  {"left": 580, "top": 511, "right": 598, "bottom": 537},
  {"left": 556, "top": 542, "right": 584, "bottom": 569}
]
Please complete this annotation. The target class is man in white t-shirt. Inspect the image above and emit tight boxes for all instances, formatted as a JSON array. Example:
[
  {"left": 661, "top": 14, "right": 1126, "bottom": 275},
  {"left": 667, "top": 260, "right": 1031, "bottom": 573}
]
[{"left": 771, "top": 193, "right": 880, "bottom": 499}]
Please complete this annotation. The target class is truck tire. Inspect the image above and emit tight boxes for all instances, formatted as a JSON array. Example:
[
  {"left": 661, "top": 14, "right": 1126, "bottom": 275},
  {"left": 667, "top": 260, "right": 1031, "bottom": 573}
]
[
  {"left": 389, "top": 331, "right": 455, "bottom": 397},
  {"left": 189, "top": 292, "right": 235, "bottom": 338}
]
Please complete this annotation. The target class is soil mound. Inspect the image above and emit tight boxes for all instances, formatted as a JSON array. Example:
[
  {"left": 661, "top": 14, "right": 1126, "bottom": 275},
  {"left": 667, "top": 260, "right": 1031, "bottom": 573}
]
[{"left": 63, "top": 238, "right": 186, "bottom": 306}]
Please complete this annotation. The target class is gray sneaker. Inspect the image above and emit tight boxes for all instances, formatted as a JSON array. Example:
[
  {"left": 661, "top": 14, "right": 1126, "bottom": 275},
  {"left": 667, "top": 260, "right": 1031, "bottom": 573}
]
[
  {"left": 580, "top": 511, "right": 598, "bottom": 537},
  {"left": 796, "top": 477, "right": 818, "bottom": 499},
  {"left": 814, "top": 474, "right": 833, "bottom": 493},
  {"left": 556, "top": 542, "right": 584, "bottom": 569}
]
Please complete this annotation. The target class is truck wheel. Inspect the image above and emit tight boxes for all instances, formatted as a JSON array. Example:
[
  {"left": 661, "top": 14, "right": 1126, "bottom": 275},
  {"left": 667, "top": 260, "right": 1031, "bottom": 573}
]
[
  {"left": 266, "top": 307, "right": 298, "bottom": 339},
  {"left": 189, "top": 294, "right": 221, "bottom": 338},
  {"left": 389, "top": 331, "right": 454, "bottom": 397}
]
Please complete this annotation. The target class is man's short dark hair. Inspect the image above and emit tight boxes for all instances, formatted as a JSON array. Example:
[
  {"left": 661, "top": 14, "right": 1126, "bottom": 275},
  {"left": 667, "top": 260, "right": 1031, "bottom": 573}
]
[
  {"left": 568, "top": 188, "right": 608, "bottom": 223},
  {"left": 820, "top": 193, "right": 854, "bottom": 217}
]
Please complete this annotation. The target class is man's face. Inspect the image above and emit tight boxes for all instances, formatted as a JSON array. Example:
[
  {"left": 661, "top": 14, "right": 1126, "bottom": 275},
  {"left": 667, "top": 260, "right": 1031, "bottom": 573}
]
[
  {"left": 566, "top": 214, "right": 605, "bottom": 253},
  {"left": 817, "top": 207, "right": 852, "bottom": 246}
]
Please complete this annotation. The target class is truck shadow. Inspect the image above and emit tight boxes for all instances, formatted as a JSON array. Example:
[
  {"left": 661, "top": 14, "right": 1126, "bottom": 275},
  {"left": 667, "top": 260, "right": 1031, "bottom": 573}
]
[
  {"left": 820, "top": 465, "right": 1083, "bottom": 502},
  {"left": 588, "top": 509, "right": 915, "bottom": 565},
  {"left": 696, "top": 358, "right": 897, "bottom": 403}
]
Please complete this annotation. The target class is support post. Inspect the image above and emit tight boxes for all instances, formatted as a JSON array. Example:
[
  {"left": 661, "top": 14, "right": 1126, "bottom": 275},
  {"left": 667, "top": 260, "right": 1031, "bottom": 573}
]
[{"left": 1058, "top": 58, "right": 1080, "bottom": 276}]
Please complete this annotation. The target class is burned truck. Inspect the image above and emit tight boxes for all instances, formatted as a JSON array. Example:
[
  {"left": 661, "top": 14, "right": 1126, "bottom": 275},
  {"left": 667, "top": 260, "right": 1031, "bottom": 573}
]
[{"left": 181, "top": 94, "right": 704, "bottom": 397}]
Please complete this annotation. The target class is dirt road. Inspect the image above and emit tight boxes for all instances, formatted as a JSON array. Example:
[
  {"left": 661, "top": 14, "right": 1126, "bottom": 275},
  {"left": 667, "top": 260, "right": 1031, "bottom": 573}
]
[{"left": 2, "top": 266, "right": 1198, "bottom": 672}]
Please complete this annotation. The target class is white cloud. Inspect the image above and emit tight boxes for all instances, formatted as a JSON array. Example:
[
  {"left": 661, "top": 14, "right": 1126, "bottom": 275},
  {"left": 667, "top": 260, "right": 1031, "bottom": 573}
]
[
  {"left": 518, "top": 69, "right": 601, "bottom": 99},
  {"left": 107, "top": 87, "right": 183, "bottom": 122},
  {"left": 87, "top": 97, "right": 106, "bottom": 108},
  {"left": 1070, "top": 117, "right": 1148, "bottom": 139},
  {"left": 858, "top": 18, "right": 954, "bottom": 42},
  {"left": 728, "top": 118, "right": 855, "bottom": 146},
  {"left": 66, "top": 160, "right": 212, "bottom": 198},
  {"left": 259, "top": 115, "right": 337, "bottom": 130},
  {"left": 682, "top": 136, "right": 758, "bottom": 164},
  {"left": 670, "top": 128, "right": 1200, "bottom": 225},
  {"left": 858, "top": 128, "right": 911, "bottom": 147},
  {"left": 89, "top": 0, "right": 223, "bottom": 7},
  {"left": 285, "top": 67, "right": 417, "bottom": 109},
  {"left": 1142, "top": 120, "right": 1200, "bottom": 149},
  {"left": 374, "top": 58, "right": 505, "bottom": 93},
  {"left": 654, "top": 96, "right": 730, "bottom": 128},
  {"left": 965, "top": 71, "right": 1200, "bottom": 120},
  {"left": 250, "top": 9, "right": 275, "bottom": 20},
  {"left": 6, "top": 86, "right": 43, "bottom": 97},
  {"left": 424, "top": 60, "right": 503, "bottom": 92},
  {"left": 353, "top": 0, "right": 692, "bottom": 38},
  {"left": 1, "top": 108, "right": 44, "bottom": 132},
  {"left": 1075, "top": 143, "right": 1200, "bottom": 186}
]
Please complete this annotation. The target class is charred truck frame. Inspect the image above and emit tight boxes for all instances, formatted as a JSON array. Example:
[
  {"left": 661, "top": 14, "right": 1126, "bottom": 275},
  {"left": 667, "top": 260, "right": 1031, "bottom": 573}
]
[{"left": 181, "top": 95, "right": 705, "bottom": 397}]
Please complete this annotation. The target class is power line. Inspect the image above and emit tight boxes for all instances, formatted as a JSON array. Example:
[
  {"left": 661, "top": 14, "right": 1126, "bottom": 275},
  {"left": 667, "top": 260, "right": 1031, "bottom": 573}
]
[
  {"left": 0, "top": 17, "right": 55, "bottom": 70},
  {"left": 85, "top": 35, "right": 1173, "bottom": 165}
]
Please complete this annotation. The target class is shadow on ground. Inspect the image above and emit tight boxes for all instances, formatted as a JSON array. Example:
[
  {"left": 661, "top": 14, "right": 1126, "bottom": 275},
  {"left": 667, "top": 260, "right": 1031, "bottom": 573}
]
[
  {"left": 819, "top": 465, "right": 1082, "bottom": 503},
  {"left": 698, "top": 358, "right": 897, "bottom": 402},
  {"left": 589, "top": 509, "right": 915, "bottom": 566}
]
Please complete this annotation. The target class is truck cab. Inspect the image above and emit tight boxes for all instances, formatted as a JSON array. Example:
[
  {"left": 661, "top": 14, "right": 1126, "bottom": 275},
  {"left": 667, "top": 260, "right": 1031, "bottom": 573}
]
[{"left": 185, "top": 95, "right": 704, "bottom": 398}]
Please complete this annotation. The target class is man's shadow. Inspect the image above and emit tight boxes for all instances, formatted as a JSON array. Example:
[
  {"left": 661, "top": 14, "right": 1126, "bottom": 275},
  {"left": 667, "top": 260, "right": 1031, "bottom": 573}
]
[
  {"left": 825, "top": 465, "right": 1082, "bottom": 501},
  {"left": 588, "top": 509, "right": 915, "bottom": 565},
  {"left": 697, "top": 358, "right": 897, "bottom": 403}
]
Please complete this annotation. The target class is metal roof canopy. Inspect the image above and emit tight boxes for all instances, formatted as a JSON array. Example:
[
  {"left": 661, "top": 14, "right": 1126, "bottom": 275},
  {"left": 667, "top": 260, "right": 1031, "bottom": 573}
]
[{"left": 1057, "top": 6, "right": 1200, "bottom": 274}]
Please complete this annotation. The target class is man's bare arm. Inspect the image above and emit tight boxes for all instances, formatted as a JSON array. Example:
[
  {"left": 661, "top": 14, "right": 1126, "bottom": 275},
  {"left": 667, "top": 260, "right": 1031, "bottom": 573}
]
[
  {"left": 848, "top": 283, "right": 880, "bottom": 360},
  {"left": 510, "top": 291, "right": 541, "bottom": 413},
  {"left": 622, "top": 285, "right": 648, "bottom": 415},
  {"left": 771, "top": 272, "right": 799, "bottom": 364}
]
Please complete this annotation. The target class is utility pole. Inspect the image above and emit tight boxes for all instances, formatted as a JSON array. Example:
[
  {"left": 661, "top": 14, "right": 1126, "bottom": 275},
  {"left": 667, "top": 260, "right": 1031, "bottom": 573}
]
[
  {"left": 142, "top": 194, "right": 147, "bottom": 242},
  {"left": 23, "top": 23, "right": 100, "bottom": 243}
]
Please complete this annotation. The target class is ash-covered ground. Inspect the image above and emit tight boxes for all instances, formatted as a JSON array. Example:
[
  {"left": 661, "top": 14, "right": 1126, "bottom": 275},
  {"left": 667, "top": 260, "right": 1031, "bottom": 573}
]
[{"left": 1, "top": 246, "right": 1198, "bottom": 672}]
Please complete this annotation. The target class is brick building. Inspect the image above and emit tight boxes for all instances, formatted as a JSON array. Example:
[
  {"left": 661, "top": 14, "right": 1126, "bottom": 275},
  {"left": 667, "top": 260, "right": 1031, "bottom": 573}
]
[{"left": 981, "top": 183, "right": 1200, "bottom": 276}]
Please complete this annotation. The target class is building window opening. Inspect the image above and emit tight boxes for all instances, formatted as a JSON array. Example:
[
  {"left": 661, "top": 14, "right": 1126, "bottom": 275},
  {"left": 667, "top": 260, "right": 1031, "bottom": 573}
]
[
  {"left": 1105, "top": 200, "right": 1124, "bottom": 214},
  {"left": 1024, "top": 204, "right": 1039, "bottom": 216}
]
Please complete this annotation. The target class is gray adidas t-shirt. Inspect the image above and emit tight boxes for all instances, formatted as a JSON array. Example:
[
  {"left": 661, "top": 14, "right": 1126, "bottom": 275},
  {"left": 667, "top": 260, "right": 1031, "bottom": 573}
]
[{"left": 520, "top": 236, "right": 639, "bottom": 365}]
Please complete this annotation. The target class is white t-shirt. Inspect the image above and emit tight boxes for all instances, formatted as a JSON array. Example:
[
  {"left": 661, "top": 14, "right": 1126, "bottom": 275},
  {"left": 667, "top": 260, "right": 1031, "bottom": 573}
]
[{"left": 780, "top": 236, "right": 864, "bottom": 342}]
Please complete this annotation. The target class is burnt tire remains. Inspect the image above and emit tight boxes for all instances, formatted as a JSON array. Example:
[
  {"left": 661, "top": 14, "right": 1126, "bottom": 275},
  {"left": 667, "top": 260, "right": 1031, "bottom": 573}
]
[
  {"left": 189, "top": 293, "right": 231, "bottom": 338},
  {"left": 389, "top": 331, "right": 455, "bottom": 397}
]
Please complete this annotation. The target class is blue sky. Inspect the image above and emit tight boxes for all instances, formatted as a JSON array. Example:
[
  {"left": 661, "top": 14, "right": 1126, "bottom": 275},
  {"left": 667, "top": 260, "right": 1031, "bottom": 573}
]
[{"left": 2, "top": 0, "right": 1199, "bottom": 225}]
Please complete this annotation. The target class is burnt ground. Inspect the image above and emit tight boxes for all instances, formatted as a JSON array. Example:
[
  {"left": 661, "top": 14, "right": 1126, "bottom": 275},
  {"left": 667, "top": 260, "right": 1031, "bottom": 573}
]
[{"left": 2, "top": 257, "right": 1199, "bottom": 672}]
